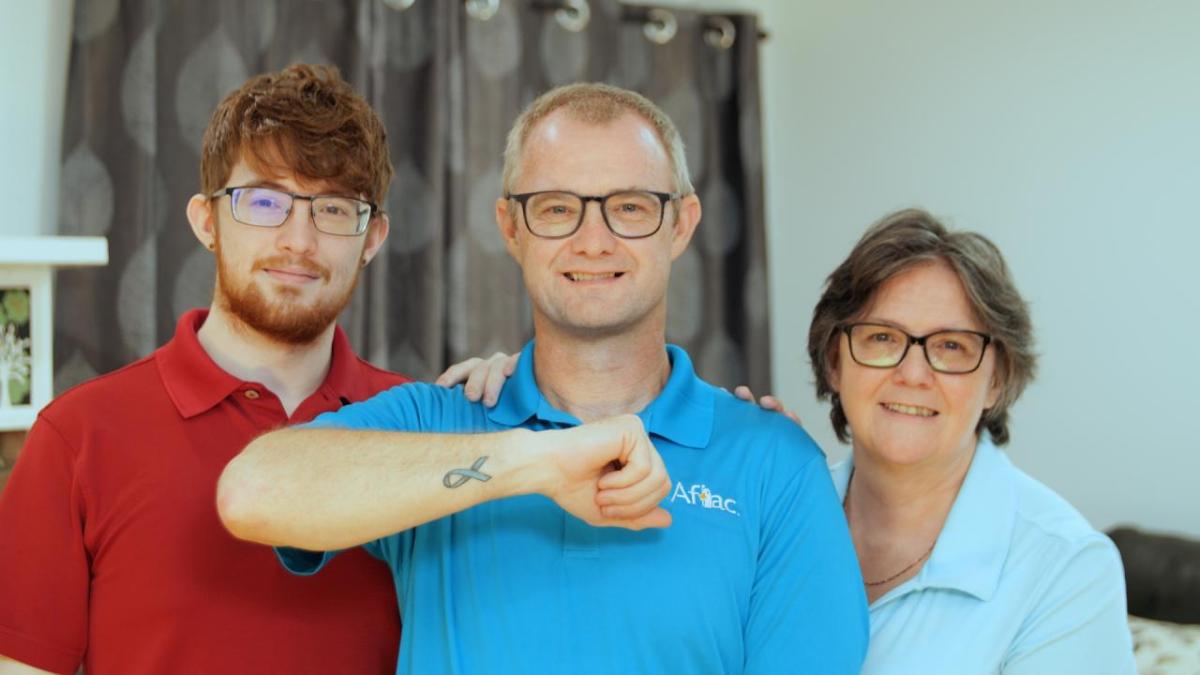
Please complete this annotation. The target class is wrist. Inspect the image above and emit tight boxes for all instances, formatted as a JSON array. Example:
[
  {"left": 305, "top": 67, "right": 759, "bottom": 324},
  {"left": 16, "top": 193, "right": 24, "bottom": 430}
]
[{"left": 495, "top": 427, "right": 555, "bottom": 498}]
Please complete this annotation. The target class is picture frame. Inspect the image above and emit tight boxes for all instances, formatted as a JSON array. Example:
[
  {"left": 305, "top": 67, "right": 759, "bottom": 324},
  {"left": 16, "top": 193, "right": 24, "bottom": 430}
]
[{"left": 0, "top": 267, "right": 52, "bottom": 431}]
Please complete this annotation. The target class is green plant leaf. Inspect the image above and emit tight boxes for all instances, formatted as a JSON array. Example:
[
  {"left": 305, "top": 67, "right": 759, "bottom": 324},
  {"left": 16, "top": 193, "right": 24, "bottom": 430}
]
[
  {"left": 7, "top": 377, "right": 30, "bottom": 406},
  {"left": 2, "top": 290, "right": 30, "bottom": 326}
]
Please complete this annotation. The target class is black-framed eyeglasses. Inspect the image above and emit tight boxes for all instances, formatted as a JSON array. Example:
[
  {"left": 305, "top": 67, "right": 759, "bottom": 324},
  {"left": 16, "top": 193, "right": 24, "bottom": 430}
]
[
  {"left": 506, "top": 190, "right": 681, "bottom": 239},
  {"left": 842, "top": 322, "right": 993, "bottom": 374},
  {"left": 210, "top": 186, "right": 377, "bottom": 237}
]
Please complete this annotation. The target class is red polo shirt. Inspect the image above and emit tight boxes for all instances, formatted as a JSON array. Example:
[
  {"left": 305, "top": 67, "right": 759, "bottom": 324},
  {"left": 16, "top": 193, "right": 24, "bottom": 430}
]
[{"left": 0, "top": 309, "right": 408, "bottom": 674}]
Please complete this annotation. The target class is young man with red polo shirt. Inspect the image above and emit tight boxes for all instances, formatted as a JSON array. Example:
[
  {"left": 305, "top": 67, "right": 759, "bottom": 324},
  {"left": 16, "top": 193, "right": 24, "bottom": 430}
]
[{"left": 0, "top": 64, "right": 508, "bottom": 675}]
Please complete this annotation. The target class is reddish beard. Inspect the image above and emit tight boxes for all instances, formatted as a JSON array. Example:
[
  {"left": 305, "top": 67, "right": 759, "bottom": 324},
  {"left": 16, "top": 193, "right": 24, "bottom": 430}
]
[{"left": 213, "top": 239, "right": 359, "bottom": 345}]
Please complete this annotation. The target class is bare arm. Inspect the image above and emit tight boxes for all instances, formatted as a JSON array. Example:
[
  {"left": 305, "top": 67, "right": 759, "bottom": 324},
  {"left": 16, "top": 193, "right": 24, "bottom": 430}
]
[
  {"left": 0, "top": 656, "right": 56, "bottom": 675},
  {"left": 217, "top": 415, "right": 671, "bottom": 551}
]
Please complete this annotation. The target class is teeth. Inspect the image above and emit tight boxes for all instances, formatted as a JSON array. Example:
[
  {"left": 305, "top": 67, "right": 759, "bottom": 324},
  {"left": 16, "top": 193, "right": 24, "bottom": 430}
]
[
  {"left": 884, "top": 403, "right": 937, "bottom": 417},
  {"left": 567, "top": 272, "right": 617, "bottom": 281}
]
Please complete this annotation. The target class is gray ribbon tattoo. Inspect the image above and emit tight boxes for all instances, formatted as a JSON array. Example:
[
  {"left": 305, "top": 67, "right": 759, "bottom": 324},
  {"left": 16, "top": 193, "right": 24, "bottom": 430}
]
[{"left": 443, "top": 456, "right": 492, "bottom": 488}]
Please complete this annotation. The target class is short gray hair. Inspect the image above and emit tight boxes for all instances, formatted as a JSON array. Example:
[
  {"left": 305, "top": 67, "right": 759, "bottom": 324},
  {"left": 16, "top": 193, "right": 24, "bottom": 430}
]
[
  {"left": 807, "top": 209, "right": 1037, "bottom": 445},
  {"left": 501, "top": 82, "right": 693, "bottom": 196}
]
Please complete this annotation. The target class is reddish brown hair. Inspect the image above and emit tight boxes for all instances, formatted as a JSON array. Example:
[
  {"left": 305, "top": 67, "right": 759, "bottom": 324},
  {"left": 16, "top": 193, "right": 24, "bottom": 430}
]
[{"left": 200, "top": 64, "right": 392, "bottom": 206}]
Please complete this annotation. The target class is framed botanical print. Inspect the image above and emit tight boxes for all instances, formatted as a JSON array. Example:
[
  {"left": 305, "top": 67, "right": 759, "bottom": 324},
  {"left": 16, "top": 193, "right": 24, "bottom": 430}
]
[{"left": 0, "top": 267, "right": 52, "bottom": 431}]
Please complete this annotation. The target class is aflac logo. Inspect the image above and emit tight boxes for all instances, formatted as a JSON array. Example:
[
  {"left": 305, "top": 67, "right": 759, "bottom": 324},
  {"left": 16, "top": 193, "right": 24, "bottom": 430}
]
[{"left": 670, "top": 482, "right": 739, "bottom": 516}]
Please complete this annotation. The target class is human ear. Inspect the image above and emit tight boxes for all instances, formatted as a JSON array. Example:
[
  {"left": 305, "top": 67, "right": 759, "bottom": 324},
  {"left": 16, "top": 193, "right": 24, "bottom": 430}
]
[
  {"left": 186, "top": 194, "right": 217, "bottom": 251},
  {"left": 984, "top": 372, "right": 1003, "bottom": 409},
  {"left": 495, "top": 198, "right": 521, "bottom": 262},
  {"left": 826, "top": 339, "right": 844, "bottom": 394},
  {"left": 668, "top": 194, "right": 701, "bottom": 261},
  {"left": 360, "top": 213, "right": 390, "bottom": 266}
]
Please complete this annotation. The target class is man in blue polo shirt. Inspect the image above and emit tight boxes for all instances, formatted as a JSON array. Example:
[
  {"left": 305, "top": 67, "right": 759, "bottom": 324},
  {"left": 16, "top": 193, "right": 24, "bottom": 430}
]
[{"left": 218, "top": 82, "right": 868, "bottom": 674}]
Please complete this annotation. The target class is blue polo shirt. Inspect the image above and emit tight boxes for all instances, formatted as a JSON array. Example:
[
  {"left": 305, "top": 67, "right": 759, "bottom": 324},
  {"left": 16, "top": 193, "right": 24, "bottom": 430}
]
[
  {"left": 278, "top": 342, "right": 868, "bottom": 674},
  {"left": 832, "top": 439, "right": 1135, "bottom": 674}
]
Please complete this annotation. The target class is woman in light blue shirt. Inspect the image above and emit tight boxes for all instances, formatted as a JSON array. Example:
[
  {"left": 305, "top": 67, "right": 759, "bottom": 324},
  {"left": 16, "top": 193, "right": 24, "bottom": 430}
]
[{"left": 805, "top": 209, "right": 1136, "bottom": 673}]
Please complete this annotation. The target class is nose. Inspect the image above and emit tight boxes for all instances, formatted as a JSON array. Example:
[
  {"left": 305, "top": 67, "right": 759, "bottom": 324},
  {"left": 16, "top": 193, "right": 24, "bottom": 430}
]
[
  {"left": 569, "top": 200, "right": 617, "bottom": 256},
  {"left": 892, "top": 340, "right": 935, "bottom": 387},
  {"left": 275, "top": 199, "right": 319, "bottom": 256}
]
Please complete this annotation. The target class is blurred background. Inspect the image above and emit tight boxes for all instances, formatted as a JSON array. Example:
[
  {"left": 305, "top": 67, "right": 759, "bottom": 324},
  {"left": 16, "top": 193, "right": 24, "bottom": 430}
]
[{"left": 1, "top": 0, "right": 1196, "bottom": 546}]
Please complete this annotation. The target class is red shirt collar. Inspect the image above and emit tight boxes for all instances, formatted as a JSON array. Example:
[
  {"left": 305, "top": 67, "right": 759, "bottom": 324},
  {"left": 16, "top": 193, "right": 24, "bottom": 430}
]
[{"left": 156, "top": 309, "right": 371, "bottom": 419}]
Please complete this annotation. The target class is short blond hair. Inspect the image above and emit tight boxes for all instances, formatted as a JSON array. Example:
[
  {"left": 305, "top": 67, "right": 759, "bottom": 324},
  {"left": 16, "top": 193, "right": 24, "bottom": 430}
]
[{"left": 501, "top": 82, "right": 693, "bottom": 196}]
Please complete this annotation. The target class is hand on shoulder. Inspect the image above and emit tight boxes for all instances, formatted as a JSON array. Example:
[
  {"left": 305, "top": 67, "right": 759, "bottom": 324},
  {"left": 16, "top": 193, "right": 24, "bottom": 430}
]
[{"left": 732, "top": 385, "right": 802, "bottom": 427}]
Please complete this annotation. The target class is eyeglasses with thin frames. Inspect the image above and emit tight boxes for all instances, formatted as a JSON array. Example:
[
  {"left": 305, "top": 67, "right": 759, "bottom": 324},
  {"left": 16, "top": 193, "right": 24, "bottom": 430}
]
[
  {"left": 506, "top": 190, "right": 681, "bottom": 239},
  {"left": 841, "top": 322, "right": 993, "bottom": 374},
  {"left": 210, "top": 186, "right": 377, "bottom": 236}
]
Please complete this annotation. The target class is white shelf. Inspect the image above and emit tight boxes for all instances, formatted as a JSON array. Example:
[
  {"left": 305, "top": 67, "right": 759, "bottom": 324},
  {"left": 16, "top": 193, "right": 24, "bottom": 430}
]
[
  {"left": 0, "top": 236, "right": 108, "bottom": 267},
  {"left": 0, "top": 409, "right": 35, "bottom": 433},
  {"left": 0, "top": 236, "right": 109, "bottom": 430}
]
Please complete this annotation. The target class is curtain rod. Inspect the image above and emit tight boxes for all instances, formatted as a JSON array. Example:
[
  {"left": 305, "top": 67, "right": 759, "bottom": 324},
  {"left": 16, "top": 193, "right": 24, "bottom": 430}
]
[{"left": 434, "top": 0, "right": 769, "bottom": 47}]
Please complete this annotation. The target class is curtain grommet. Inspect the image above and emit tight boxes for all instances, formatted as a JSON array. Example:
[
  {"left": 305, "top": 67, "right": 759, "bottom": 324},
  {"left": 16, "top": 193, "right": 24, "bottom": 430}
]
[
  {"left": 643, "top": 8, "right": 677, "bottom": 46},
  {"left": 465, "top": 0, "right": 500, "bottom": 21},
  {"left": 554, "top": 0, "right": 590, "bottom": 33},
  {"left": 704, "top": 16, "right": 736, "bottom": 50}
]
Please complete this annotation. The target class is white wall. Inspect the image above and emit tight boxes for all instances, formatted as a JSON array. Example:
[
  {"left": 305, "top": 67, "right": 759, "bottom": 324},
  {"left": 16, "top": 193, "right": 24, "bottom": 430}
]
[
  {"left": 0, "top": 0, "right": 73, "bottom": 237},
  {"left": 754, "top": 0, "right": 1200, "bottom": 538}
]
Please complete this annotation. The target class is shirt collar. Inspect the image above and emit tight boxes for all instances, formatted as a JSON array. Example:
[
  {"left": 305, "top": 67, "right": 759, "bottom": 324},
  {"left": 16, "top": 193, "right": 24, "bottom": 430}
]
[
  {"left": 157, "top": 309, "right": 241, "bottom": 418},
  {"left": 318, "top": 321, "right": 379, "bottom": 403},
  {"left": 832, "top": 437, "right": 1017, "bottom": 602},
  {"left": 156, "top": 308, "right": 364, "bottom": 418},
  {"left": 487, "top": 341, "right": 713, "bottom": 448}
]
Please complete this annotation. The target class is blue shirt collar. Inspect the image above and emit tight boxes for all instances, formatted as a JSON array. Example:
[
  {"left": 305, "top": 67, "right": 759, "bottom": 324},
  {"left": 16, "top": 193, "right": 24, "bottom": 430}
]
[
  {"left": 486, "top": 341, "right": 714, "bottom": 449},
  {"left": 831, "top": 437, "right": 1017, "bottom": 603}
]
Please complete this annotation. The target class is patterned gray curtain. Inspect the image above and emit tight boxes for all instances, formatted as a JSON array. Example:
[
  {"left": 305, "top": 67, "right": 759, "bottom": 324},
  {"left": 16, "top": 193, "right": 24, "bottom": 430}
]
[{"left": 55, "top": 0, "right": 770, "bottom": 393}]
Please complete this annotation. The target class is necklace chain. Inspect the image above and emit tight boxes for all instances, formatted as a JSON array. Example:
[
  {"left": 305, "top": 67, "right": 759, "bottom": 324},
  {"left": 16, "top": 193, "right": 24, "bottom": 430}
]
[
  {"left": 861, "top": 538, "right": 934, "bottom": 586},
  {"left": 843, "top": 478, "right": 938, "bottom": 587}
]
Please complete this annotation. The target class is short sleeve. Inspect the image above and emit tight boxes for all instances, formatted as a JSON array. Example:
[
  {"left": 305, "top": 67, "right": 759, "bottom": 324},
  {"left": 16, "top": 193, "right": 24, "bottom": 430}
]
[
  {"left": 1003, "top": 536, "right": 1137, "bottom": 674},
  {"left": 0, "top": 416, "right": 89, "bottom": 673},
  {"left": 275, "top": 547, "right": 340, "bottom": 576},
  {"left": 743, "top": 424, "right": 869, "bottom": 674}
]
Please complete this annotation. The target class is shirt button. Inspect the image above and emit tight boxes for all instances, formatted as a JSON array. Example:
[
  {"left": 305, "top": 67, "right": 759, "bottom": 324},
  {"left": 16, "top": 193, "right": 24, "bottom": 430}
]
[{"left": 244, "top": 389, "right": 260, "bottom": 400}]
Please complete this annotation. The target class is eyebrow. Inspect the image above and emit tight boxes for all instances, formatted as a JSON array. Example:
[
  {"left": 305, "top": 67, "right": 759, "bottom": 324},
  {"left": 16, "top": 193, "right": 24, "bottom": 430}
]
[
  {"left": 858, "top": 317, "right": 984, "bottom": 334},
  {"left": 239, "top": 179, "right": 288, "bottom": 191},
  {"left": 236, "top": 180, "right": 363, "bottom": 200},
  {"left": 519, "top": 186, "right": 673, "bottom": 195}
]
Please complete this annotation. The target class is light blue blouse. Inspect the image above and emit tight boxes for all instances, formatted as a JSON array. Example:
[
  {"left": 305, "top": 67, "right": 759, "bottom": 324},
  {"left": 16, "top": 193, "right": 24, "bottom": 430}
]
[{"left": 832, "top": 439, "right": 1136, "bottom": 674}]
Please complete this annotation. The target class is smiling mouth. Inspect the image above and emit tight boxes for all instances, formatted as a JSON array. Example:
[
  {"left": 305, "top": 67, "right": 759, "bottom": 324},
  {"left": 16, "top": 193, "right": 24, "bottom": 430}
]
[
  {"left": 263, "top": 268, "right": 321, "bottom": 283},
  {"left": 564, "top": 272, "right": 623, "bottom": 282},
  {"left": 881, "top": 402, "right": 938, "bottom": 417}
]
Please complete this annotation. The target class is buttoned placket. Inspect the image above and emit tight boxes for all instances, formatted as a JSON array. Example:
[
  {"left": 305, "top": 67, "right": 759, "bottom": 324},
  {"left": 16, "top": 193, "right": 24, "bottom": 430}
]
[{"left": 532, "top": 419, "right": 601, "bottom": 558}]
